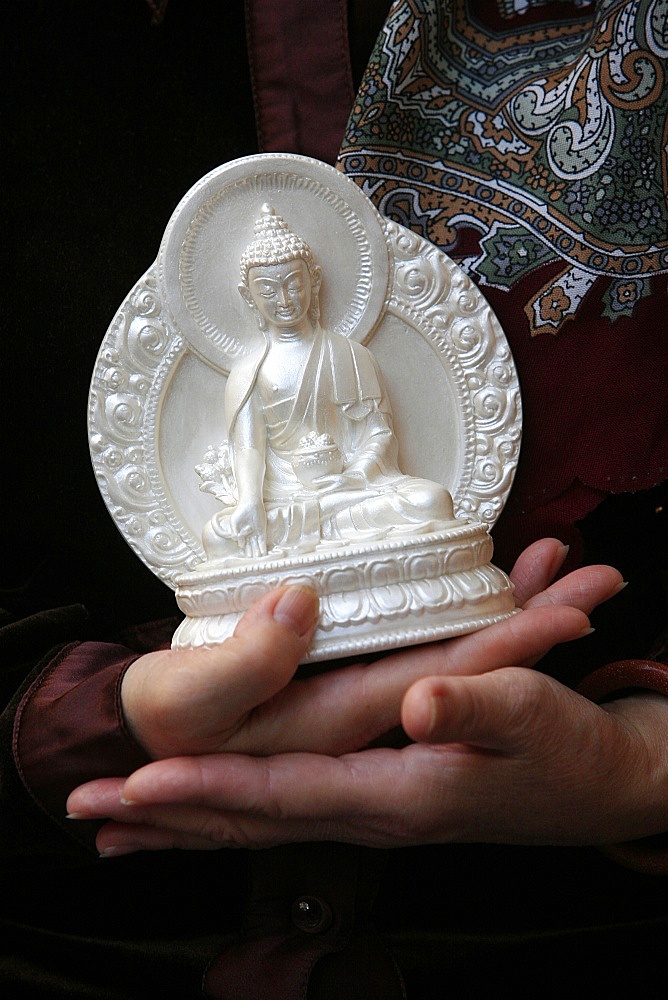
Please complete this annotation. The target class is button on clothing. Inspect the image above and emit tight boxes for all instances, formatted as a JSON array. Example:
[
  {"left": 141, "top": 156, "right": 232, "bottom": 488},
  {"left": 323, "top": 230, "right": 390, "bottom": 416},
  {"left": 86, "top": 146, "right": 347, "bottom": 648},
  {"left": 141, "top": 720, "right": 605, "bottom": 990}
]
[{"left": 292, "top": 896, "right": 333, "bottom": 935}]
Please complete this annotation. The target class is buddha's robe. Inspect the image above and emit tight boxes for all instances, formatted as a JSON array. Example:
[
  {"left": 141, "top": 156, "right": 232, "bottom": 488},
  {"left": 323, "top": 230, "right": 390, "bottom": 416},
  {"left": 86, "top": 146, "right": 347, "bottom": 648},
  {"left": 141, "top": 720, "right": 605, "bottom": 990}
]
[{"left": 204, "top": 327, "right": 454, "bottom": 558}]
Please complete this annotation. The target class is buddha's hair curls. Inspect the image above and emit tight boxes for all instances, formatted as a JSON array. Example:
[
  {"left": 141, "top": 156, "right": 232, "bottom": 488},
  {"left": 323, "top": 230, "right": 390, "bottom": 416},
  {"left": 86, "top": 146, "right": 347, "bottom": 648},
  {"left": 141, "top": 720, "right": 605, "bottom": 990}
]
[{"left": 239, "top": 204, "right": 317, "bottom": 284}]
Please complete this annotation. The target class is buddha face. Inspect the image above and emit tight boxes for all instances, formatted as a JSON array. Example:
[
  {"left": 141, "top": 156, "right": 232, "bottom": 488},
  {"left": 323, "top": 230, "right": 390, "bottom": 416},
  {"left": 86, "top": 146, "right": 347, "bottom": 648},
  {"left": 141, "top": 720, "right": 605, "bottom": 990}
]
[{"left": 244, "top": 259, "right": 319, "bottom": 330}]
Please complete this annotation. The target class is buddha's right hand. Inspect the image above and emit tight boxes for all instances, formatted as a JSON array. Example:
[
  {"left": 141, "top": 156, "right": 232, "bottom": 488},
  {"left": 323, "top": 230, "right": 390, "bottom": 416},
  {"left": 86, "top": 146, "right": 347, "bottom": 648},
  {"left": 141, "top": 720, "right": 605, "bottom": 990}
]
[{"left": 230, "top": 498, "right": 267, "bottom": 557}]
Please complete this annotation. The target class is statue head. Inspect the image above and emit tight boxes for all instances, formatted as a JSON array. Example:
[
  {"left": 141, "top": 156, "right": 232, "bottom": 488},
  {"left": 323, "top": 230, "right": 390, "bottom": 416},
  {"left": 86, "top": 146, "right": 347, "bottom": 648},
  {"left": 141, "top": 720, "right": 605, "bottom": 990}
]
[{"left": 239, "top": 205, "right": 322, "bottom": 331}]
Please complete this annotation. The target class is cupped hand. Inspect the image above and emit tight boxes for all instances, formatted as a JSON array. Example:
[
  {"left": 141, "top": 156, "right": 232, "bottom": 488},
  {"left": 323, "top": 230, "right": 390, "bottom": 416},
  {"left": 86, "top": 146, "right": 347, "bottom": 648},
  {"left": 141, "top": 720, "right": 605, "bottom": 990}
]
[
  {"left": 66, "top": 540, "right": 644, "bottom": 854},
  {"left": 80, "top": 682, "right": 668, "bottom": 855}
]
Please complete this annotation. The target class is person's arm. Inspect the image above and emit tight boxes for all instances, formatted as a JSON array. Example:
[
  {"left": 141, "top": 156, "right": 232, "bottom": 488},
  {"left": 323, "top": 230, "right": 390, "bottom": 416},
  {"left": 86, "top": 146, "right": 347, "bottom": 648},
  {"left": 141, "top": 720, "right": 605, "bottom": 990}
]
[
  {"left": 0, "top": 606, "right": 152, "bottom": 859},
  {"left": 15, "top": 641, "right": 152, "bottom": 851}
]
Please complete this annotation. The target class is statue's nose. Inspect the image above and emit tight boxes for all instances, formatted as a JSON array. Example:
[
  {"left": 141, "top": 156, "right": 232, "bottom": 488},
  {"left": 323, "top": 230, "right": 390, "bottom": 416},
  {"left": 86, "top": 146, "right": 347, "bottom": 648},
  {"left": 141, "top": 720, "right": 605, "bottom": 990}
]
[{"left": 277, "top": 284, "right": 291, "bottom": 306}]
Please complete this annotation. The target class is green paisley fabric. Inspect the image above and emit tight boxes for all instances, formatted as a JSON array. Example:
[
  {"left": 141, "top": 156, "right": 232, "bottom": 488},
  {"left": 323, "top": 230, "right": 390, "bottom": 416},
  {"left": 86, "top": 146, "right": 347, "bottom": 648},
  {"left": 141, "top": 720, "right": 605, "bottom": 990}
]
[
  {"left": 339, "top": 0, "right": 667, "bottom": 336},
  {"left": 338, "top": 0, "right": 667, "bottom": 566}
]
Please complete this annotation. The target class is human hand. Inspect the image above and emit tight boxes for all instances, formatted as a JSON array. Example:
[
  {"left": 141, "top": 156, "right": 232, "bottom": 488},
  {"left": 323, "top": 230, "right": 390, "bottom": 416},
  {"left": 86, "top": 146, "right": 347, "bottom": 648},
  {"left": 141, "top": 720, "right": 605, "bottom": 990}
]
[
  {"left": 119, "top": 536, "right": 619, "bottom": 761},
  {"left": 67, "top": 541, "right": 649, "bottom": 854},
  {"left": 119, "top": 538, "right": 604, "bottom": 759},
  {"left": 79, "top": 683, "right": 668, "bottom": 855}
]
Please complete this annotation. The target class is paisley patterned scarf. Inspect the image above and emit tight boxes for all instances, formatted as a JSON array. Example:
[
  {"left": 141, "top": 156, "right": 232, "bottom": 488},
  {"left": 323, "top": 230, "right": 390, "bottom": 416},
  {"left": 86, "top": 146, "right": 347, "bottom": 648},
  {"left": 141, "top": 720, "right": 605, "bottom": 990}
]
[{"left": 337, "top": 0, "right": 667, "bottom": 564}]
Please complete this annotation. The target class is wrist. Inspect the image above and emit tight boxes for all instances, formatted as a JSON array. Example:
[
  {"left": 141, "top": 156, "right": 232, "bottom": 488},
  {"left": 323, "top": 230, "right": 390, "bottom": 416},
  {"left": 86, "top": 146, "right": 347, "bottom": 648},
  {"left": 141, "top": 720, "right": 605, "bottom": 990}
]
[
  {"left": 578, "top": 660, "right": 668, "bottom": 874},
  {"left": 119, "top": 651, "right": 164, "bottom": 758}
]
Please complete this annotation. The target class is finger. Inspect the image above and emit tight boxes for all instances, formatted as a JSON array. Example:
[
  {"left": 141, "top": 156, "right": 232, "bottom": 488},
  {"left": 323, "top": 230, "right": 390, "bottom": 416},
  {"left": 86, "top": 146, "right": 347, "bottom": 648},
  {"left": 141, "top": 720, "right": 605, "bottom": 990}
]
[
  {"left": 94, "top": 810, "right": 347, "bottom": 853},
  {"left": 97, "top": 820, "right": 223, "bottom": 856},
  {"left": 379, "top": 603, "right": 592, "bottom": 681},
  {"left": 245, "top": 535, "right": 261, "bottom": 558},
  {"left": 225, "top": 603, "right": 592, "bottom": 756},
  {"left": 508, "top": 538, "right": 569, "bottom": 606},
  {"left": 197, "top": 584, "right": 319, "bottom": 716},
  {"left": 67, "top": 779, "right": 237, "bottom": 848},
  {"left": 247, "top": 533, "right": 267, "bottom": 558},
  {"left": 507, "top": 539, "right": 624, "bottom": 614},
  {"left": 67, "top": 777, "right": 126, "bottom": 818},
  {"left": 523, "top": 564, "right": 624, "bottom": 614},
  {"left": 74, "top": 786, "right": 338, "bottom": 853},
  {"left": 401, "top": 666, "right": 579, "bottom": 751},
  {"left": 68, "top": 780, "right": 301, "bottom": 851},
  {"left": 115, "top": 744, "right": 515, "bottom": 851},
  {"left": 120, "top": 750, "right": 401, "bottom": 819}
]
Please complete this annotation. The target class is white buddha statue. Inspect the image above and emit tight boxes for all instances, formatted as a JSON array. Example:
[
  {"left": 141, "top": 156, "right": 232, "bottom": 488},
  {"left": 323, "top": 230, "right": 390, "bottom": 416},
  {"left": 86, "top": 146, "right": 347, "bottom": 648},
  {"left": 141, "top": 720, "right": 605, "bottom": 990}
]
[{"left": 199, "top": 205, "right": 456, "bottom": 562}]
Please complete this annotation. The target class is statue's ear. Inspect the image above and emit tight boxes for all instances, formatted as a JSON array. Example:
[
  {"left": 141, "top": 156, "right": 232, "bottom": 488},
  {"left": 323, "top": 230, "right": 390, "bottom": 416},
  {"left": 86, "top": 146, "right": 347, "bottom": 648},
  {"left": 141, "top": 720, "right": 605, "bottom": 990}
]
[
  {"left": 238, "top": 282, "right": 254, "bottom": 309},
  {"left": 311, "top": 264, "right": 323, "bottom": 297}
]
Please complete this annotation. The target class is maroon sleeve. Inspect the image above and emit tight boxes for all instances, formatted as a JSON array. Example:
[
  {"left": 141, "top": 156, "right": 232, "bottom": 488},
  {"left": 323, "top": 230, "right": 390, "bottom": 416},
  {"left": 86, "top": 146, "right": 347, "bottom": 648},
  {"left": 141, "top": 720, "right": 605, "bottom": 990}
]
[{"left": 14, "top": 641, "right": 152, "bottom": 834}]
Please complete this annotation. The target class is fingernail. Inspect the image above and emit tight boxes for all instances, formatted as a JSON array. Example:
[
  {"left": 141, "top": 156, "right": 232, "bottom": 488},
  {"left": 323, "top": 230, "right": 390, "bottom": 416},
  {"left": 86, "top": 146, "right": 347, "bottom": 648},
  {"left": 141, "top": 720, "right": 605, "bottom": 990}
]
[
  {"left": 66, "top": 812, "right": 86, "bottom": 820},
  {"left": 577, "top": 627, "right": 596, "bottom": 639},
  {"left": 551, "top": 544, "right": 570, "bottom": 575},
  {"left": 273, "top": 586, "right": 319, "bottom": 638},
  {"left": 99, "top": 845, "right": 140, "bottom": 859},
  {"left": 611, "top": 580, "right": 629, "bottom": 596}
]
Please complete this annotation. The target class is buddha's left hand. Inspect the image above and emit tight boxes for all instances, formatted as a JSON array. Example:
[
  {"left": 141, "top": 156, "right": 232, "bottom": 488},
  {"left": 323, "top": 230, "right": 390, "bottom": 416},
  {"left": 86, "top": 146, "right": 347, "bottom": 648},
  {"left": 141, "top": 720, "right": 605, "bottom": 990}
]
[
  {"left": 311, "top": 470, "right": 367, "bottom": 492},
  {"left": 65, "top": 541, "right": 667, "bottom": 853}
]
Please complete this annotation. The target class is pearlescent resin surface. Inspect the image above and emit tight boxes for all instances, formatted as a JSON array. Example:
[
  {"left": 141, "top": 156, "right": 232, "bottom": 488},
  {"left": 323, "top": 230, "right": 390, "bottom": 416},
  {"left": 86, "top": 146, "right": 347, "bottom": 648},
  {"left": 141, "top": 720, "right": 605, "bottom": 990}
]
[{"left": 89, "top": 154, "right": 521, "bottom": 659}]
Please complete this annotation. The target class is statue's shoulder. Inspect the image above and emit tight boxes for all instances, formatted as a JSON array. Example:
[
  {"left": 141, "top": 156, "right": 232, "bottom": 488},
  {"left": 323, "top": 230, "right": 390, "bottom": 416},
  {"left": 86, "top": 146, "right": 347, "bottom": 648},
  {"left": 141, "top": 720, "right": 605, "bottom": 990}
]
[
  {"left": 326, "top": 328, "right": 372, "bottom": 363},
  {"left": 227, "top": 348, "right": 266, "bottom": 389},
  {"left": 323, "top": 327, "right": 384, "bottom": 405},
  {"left": 334, "top": 330, "right": 381, "bottom": 379},
  {"left": 225, "top": 346, "right": 268, "bottom": 427}
]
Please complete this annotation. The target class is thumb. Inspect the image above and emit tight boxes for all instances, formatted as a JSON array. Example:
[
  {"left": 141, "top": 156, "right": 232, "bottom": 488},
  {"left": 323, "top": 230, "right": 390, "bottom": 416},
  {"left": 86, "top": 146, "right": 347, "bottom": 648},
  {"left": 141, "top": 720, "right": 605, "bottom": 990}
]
[
  {"left": 401, "top": 667, "right": 559, "bottom": 752},
  {"left": 121, "top": 584, "right": 319, "bottom": 758},
  {"left": 227, "top": 584, "right": 320, "bottom": 705}
]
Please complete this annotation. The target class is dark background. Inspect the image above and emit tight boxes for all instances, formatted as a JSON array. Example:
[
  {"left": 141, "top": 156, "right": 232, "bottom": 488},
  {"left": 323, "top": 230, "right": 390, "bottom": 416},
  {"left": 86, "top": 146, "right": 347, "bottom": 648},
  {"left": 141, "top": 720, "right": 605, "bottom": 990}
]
[{"left": 4, "top": 1, "right": 260, "bottom": 633}]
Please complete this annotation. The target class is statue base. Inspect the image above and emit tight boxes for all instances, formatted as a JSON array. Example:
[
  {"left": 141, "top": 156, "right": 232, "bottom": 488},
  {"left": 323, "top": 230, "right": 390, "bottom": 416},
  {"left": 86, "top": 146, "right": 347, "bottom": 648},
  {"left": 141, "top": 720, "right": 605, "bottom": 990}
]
[{"left": 172, "top": 521, "right": 516, "bottom": 662}]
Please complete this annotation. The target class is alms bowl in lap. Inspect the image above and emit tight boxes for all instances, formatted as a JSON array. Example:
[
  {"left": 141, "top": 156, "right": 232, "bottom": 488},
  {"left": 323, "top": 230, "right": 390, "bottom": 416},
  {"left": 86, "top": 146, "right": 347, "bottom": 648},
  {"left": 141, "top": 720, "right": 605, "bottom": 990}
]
[{"left": 88, "top": 154, "right": 521, "bottom": 660}]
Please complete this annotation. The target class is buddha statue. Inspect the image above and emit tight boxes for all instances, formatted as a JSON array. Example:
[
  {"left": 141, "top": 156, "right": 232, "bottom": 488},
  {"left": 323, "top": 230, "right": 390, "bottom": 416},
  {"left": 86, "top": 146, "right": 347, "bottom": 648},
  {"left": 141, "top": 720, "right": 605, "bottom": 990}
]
[{"left": 199, "top": 204, "right": 456, "bottom": 563}]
